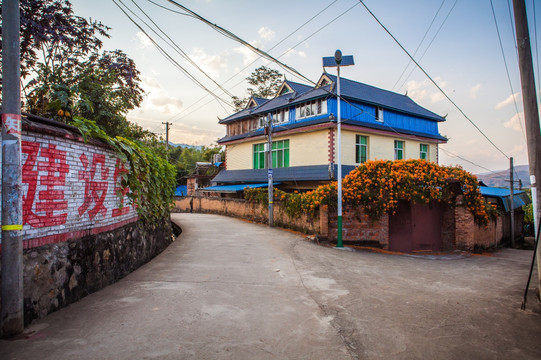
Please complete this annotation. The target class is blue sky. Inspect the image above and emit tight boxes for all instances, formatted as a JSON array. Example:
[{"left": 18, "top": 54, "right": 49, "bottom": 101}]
[{"left": 72, "top": 0, "right": 541, "bottom": 174}]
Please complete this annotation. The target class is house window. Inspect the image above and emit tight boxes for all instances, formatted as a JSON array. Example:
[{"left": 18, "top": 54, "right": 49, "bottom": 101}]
[
  {"left": 376, "top": 107, "right": 384, "bottom": 122},
  {"left": 295, "top": 98, "right": 327, "bottom": 120},
  {"left": 394, "top": 140, "right": 404, "bottom": 160},
  {"left": 253, "top": 143, "right": 266, "bottom": 169},
  {"left": 420, "top": 144, "right": 429, "bottom": 160},
  {"left": 355, "top": 135, "right": 368, "bottom": 164},
  {"left": 272, "top": 108, "right": 289, "bottom": 124},
  {"left": 271, "top": 140, "right": 290, "bottom": 168},
  {"left": 258, "top": 115, "right": 267, "bottom": 128}
]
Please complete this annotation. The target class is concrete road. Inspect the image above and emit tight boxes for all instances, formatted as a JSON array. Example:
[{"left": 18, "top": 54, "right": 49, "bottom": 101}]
[{"left": 1, "top": 213, "right": 540, "bottom": 359}]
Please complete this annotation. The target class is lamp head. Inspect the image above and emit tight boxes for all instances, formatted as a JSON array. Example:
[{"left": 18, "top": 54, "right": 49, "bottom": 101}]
[{"left": 334, "top": 50, "right": 342, "bottom": 65}]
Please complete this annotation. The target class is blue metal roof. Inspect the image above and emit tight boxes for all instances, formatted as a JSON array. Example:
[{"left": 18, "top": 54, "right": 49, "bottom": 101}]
[
  {"left": 175, "top": 185, "right": 188, "bottom": 197},
  {"left": 285, "top": 80, "right": 312, "bottom": 94},
  {"left": 199, "top": 183, "right": 277, "bottom": 193},
  {"left": 212, "top": 164, "right": 356, "bottom": 183},
  {"left": 479, "top": 186, "right": 531, "bottom": 212}
]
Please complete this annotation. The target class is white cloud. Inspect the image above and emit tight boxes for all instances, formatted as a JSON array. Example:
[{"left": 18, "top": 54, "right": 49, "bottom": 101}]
[
  {"left": 405, "top": 78, "right": 447, "bottom": 104},
  {"left": 496, "top": 92, "right": 520, "bottom": 110},
  {"left": 136, "top": 31, "right": 152, "bottom": 49},
  {"left": 234, "top": 40, "right": 261, "bottom": 65},
  {"left": 141, "top": 75, "right": 161, "bottom": 89},
  {"left": 189, "top": 48, "right": 227, "bottom": 78},
  {"left": 469, "top": 84, "right": 481, "bottom": 99},
  {"left": 283, "top": 48, "right": 306, "bottom": 58},
  {"left": 150, "top": 94, "right": 183, "bottom": 111},
  {"left": 504, "top": 112, "right": 524, "bottom": 132},
  {"left": 258, "top": 27, "right": 275, "bottom": 41}
]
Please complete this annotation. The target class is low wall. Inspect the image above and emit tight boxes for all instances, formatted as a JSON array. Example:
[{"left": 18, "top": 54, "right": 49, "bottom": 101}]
[
  {"left": 175, "top": 196, "right": 322, "bottom": 234},
  {"left": 328, "top": 204, "right": 389, "bottom": 246},
  {"left": 0, "top": 115, "right": 174, "bottom": 326}
]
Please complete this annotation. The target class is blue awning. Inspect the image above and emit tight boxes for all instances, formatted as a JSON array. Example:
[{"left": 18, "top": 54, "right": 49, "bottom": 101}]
[
  {"left": 479, "top": 186, "right": 531, "bottom": 212},
  {"left": 199, "top": 183, "right": 280, "bottom": 193}
]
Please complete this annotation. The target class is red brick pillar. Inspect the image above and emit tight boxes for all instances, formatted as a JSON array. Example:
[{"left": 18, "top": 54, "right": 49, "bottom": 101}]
[
  {"left": 320, "top": 205, "right": 329, "bottom": 238},
  {"left": 454, "top": 195, "right": 475, "bottom": 251}
]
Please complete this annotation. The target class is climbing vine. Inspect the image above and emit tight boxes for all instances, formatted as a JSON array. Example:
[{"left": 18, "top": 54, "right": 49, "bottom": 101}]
[
  {"left": 71, "top": 117, "right": 176, "bottom": 224},
  {"left": 244, "top": 160, "right": 492, "bottom": 225}
]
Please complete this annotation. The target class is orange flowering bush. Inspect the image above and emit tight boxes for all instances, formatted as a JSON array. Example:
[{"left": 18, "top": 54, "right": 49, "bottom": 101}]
[{"left": 244, "top": 160, "right": 491, "bottom": 225}]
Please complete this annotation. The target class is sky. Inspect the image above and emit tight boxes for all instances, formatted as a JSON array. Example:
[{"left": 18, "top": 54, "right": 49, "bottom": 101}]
[{"left": 71, "top": 0, "right": 541, "bottom": 174}]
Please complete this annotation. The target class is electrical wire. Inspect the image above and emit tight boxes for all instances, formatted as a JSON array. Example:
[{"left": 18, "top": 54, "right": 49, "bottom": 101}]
[
  {"left": 439, "top": 147, "right": 498, "bottom": 174},
  {"left": 392, "top": 0, "right": 447, "bottom": 91},
  {"left": 490, "top": 0, "right": 526, "bottom": 141},
  {"left": 358, "top": 0, "right": 510, "bottom": 160}
]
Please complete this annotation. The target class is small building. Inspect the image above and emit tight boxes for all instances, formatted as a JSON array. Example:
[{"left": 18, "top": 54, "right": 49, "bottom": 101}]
[{"left": 209, "top": 71, "right": 447, "bottom": 194}]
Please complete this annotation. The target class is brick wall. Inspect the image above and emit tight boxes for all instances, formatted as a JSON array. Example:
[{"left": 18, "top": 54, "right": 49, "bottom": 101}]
[
  {"left": 0, "top": 119, "right": 137, "bottom": 250},
  {"left": 327, "top": 204, "right": 389, "bottom": 247}
]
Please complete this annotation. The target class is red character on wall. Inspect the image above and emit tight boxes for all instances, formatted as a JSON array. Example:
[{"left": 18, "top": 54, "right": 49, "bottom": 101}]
[
  {"left": 22, "top": 142, "right": 69, "bottom": 227},
  {"left": 78, "top": 153, "right": 110, "bottom": 220}
]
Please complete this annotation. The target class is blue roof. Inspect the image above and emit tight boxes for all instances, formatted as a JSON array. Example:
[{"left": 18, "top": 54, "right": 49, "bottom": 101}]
[
  {"left": 175, "top": 185, "right": 188, "bottom": 197},
  {"left": 212, "top": 164, "right": 356, "bottom": 183},
  {"left": 199, "top": 183, "right": 277, "bottom": 193},
  {"left": 479, "top": 186, "right": 531, "bottom": 212},
  {"left": 284, "top": 80, "right": 312, "bottom": 94}
]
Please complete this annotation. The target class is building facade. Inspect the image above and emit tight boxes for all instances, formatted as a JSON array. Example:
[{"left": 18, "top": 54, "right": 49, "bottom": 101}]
[{"left": 211, "top": 73, "right": 447, "bottom": 191}]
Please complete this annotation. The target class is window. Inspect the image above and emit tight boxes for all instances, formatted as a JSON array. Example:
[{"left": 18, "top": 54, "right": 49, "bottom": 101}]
[
  {"left": 258, "top": 116, "right": 267, "bottom": 128},
  {"left": 295, "top": 98, "right": 327, "bottom": 120},
  {"left": 253, "top": 143, "right": 266, "bottom": 169},
  {"left": 355, "top": 135, "right": 368, "bottom": 164},
  {"left": 376, "top": 107, "right": 384, "bottom": 122},
  {"left": 420, "top": 144, "right": 429, "bottom": 160},
  {"left": 253, "top": 140, "right": 290, "bottom": 169},
  {"left": 272, "top": 108, "right": 289, "bottom": 124},
  {"left": 394, "top": 140, "right": 404, "bottom": 160},
  {"left": 271, "top": 140, "right": 289, "bottom": 168}
]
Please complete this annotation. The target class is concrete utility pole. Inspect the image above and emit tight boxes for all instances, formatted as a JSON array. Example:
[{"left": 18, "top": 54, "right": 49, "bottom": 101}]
[
  {"left": 512, "top": 0, "right": 541, "bottom": 294},
  {"left": 1, "top": 0, "right": 24, "bottom": 337},
  {"left": 162, "top": 122, "right": 172, "bottom": 150},
  {"left": 266, "top": 114, "right": 274, "bottom": 227},
  {"left": 510, "top": 157, "right": 515, "bottom": 248}
]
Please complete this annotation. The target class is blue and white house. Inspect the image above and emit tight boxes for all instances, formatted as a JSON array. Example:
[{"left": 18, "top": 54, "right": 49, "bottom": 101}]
[{"left": 207, "top": 72, "right": 447, "bottom": 192}]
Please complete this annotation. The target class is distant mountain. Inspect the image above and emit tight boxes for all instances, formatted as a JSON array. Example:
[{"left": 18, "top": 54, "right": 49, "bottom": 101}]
[
  {"left": 168, "top": 142, "right": 203, "bottom": 150},
  {"left": 476, "top": 165, "right": 530, "bottom": 188}
]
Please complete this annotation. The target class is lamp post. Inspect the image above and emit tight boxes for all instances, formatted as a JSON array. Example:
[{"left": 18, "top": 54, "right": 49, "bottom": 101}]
[{"left": 323, "top": 50, "right": 354, "bottom": 248}]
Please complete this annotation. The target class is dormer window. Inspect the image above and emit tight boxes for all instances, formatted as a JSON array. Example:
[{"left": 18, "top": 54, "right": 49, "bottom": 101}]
[
  {"left": 272, "top": 108, "right": 289, "bottom": 124},
  {"left": 376, "top": 107, "right": 384, "bottom": 122},
  {"left": 295, "top": 98, "right": 327, "bottom": 120}
]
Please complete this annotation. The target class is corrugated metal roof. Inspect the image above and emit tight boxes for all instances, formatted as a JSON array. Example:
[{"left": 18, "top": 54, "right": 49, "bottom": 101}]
[
  {"left": 212, "top": 164, "right": 356, "bottom": 183},
  {"left": 199, "top": 183, "right": 277, "bottom": 193},
  {"left": 479, "top": 186, "right": 531, "bottom": 212}
]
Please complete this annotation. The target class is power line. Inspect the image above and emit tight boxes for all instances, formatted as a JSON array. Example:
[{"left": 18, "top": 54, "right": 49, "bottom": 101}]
[
  {"left": 112, "top": 0, "right": 233, "bottom": 111},
  {"left": 358, "top": 0, "right": 510, "bottom": 160},
  {"left": 439, "top": 147, "right": 498, "bottom": 174},
  {"left": 392, "top": 0, "right": 447, "bottom": 90},
  {"left": 489, "top": 0, "right": 526, "bottom": 141}
]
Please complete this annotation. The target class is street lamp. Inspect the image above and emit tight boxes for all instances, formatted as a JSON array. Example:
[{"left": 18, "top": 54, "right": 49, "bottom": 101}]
[{"left": 323, "top": 50, "right": 355, "bottom": 248}]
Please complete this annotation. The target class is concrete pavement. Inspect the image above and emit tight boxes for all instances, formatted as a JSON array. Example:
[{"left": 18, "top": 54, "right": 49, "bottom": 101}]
[{"left": 1, "top": 213, "right": 540, "bottom": 359}]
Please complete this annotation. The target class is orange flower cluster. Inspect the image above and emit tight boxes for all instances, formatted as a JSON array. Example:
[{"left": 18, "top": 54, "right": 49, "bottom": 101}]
[{"left": 244, "top": 160, "right": 491, "bottom": 225}]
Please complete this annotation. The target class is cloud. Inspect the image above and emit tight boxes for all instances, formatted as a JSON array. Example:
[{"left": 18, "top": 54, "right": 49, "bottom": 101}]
[
  {"left": 405, "top": 78, "right": 447, "bottom": 104},
  {"left": 234, "top": 40, "right": 261, "bottom": 65},
  {"left": 504, "top": 112, "right": 524, "bottom": 132},
  {"left": 496, "top": 92, "right": 520, "bottom": 109},
  {"left": 136, "top": 31, "right": 152, "bottom": 49},
  {"left": 469, "top": 84, "right": 481, "bottom": 99},
  {"left": 141, "top": 76, "right": 161, "bottom": 89},
  {"left": 258, "top": 27, "right": 275, "bottom": 41},
  {"left": 150, "top": 94, "right": 183, "bottom": 111},
  {"left": 188, "top": 48, "right": 227, "bottom": 78},
  {"left": 283, "top": 48, "right": 306, "bottom": 58}
]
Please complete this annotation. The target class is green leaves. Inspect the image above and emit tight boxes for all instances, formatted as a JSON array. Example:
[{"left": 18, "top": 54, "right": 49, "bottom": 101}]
[{"left": 72, "top": 117, "right": 176, "bottom": 224}]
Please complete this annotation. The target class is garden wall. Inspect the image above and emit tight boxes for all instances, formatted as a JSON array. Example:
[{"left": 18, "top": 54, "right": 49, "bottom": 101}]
[{"left": 0, "top": 115, "right": 174, "bottom": 325}]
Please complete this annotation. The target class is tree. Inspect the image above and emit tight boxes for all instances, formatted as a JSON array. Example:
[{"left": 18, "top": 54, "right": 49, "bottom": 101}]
[
  {"left": 0, "top": 0, "right": 146, "bottom": 139},
  {"left": 232, "top": 66, "right": 283, "bottom": 111}
]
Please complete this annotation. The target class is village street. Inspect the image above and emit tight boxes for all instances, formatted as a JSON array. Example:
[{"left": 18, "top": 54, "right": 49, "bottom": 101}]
[{"left": 1, "top": 213, "right": 540, "bottom": 359}]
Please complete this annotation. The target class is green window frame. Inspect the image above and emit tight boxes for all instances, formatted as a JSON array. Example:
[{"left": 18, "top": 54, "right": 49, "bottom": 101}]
[
  {"left": 355, "top": 135, "right": 368, "bottom": 163},
  {"left": 420, "top": 144, "right": 428, "bottom": 160},
  {"left": 394, "top": 140, "right": 404, "bottom": 160},
  {"left": 271, "top": 140, "right": 289, "bottom": 168},
  {"left": 253, "top": 143, "right": 266, "bottom": 169}
]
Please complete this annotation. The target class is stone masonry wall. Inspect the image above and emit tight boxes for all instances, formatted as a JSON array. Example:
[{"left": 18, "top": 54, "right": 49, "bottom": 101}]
[{"left": 0, "top": 117, "right": 174, "bottom": 325}]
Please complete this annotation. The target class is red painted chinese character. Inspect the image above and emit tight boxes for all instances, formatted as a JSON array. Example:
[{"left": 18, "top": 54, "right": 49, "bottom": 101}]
[
  {"left": 22, "top": 142, "right": 69, "bottom": 227},
  {"left": 78, "top": 153, "right": 110, "bottom": 220},
  {"left": 112, "top": 158, "right": 130, "bottom": 217}
]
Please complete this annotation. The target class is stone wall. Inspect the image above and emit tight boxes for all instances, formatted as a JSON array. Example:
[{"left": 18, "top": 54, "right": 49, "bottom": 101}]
[{"left": 0, "top": 116, "right": 174, "bottom": 325}]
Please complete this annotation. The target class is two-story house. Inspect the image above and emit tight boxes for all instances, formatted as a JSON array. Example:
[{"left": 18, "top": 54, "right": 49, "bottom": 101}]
[{"left": 205, "top": 72, "right": 447, "bottom": 194}]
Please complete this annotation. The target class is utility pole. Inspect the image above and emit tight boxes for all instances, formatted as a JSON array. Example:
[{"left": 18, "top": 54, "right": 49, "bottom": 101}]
[
  {"left": 512, "top": 0, "right": 541, "bottom": 294},
  {"left": 266, "top": 114, "right": 274, "bottom": 227},
  {"left": 510, "top": 157, "right": 515, "bottom": 248},
  {"left": 162, "top": 122, "right": 172, "bottom": 150},
  {"left": 1, "top": 0, "right": 24, "bottom": 337}
]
